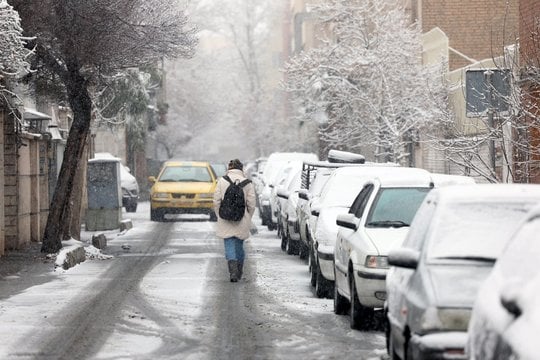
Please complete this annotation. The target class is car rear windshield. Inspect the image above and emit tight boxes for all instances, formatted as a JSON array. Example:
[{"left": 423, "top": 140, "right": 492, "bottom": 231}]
[
  {"left": 366, "top": 188, "right": 431, "bottom": 228},
  {"left": 159, "top": 166, "right": 212, "bottom": 182},
  {"left": 427, "top": 201, "right": 535, "bottom": 261}
]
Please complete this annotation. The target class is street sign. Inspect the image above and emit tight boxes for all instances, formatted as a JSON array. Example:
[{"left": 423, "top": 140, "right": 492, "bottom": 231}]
[{"left": 465, "top": 69, "right": 511, "bottom": 117}]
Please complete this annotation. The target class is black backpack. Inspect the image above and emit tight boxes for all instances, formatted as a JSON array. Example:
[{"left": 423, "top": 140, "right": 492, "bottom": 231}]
[{"left": 219, "top": 175, "right": 251, "bottom": 221}]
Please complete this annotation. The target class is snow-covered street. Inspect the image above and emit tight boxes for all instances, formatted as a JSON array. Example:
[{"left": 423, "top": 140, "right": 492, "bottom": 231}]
[{"left": 0, "top": 202, "right": 386, "bottom": 359}]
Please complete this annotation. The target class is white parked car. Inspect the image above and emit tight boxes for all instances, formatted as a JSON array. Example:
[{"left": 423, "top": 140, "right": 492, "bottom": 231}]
[
  {"left": 296, "top": 155, "right": 380, "bottom": 262},
  {"left": 258, "top": 152, "right": 317, "bottom": 229},
  {"left": 385, "top": 184, "right": 540, "bottom": 360},
  {"left": 297, "top": 167, "right": 333, "bottom": 260},
  {"left": 309, "top": 166, "right": 407, "bottom": 299},
  {"left": 277, "top": 168, "right": 302, "bottom": 254},
  {"left": 270, "top": 161, "right": 303, "bottom": 237},
  {"left": 467, "top": 204, "right": 540, "bottom": 360},
  {"left": 333, "top": 167, "right": 433, "bottom": 329}
]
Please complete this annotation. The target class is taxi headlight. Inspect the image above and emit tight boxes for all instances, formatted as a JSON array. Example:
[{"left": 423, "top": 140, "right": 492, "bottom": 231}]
[
  {"left": 153, "top": 192, "right": 169, "bottom": 199},
  {"left": 198, "top": 193, "right": 214, "bottom": 199}
]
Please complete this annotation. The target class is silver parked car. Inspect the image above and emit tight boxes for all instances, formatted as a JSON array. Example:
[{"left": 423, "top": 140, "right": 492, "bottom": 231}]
[
  {"left": 467, "top": 204, "right": 540, "bottom": 360},
  {"left": 385, "top": 184, "right": 540, "bottom": 360}
]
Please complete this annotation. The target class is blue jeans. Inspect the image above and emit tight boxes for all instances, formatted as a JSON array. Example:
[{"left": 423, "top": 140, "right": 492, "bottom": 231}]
[{"left": 224, "top": 237, "right": 245, "bottom": 262}]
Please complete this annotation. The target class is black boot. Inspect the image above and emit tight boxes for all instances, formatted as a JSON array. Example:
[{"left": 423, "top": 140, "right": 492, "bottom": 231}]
[
  {"left": 238, "top": 261, "right": 244, "bottom": 280},
  {"left": 228, "top": 260, "right": 238, "bottom": 282}
]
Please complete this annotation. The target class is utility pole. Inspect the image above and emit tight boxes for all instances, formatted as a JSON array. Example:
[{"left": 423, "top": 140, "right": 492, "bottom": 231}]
[{"left": 484, "top": 69, "right": 496, "bottom": 179}]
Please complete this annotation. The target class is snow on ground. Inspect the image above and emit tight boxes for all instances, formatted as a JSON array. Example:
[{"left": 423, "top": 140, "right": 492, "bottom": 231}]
[{"left": 0, "top": 202, "right": 387, "bottom": 359}]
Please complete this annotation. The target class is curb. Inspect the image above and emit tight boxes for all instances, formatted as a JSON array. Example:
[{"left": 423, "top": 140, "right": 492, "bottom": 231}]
[
  {"left": 120, "top": 219, "right": 133, "bottom": 232},
  {"left": 55, "top": 244, "right": 86, "bottom": 270}
]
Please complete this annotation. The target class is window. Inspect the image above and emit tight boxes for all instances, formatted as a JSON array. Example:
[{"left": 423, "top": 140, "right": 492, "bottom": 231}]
[
  {"left": 159, "top": 166, "right": 212, "bottom": 182},
  {"left": 402, "top": 198, "right": 436, "bottom": 251},
  {"left": 366, "top": 187, "right": 431, "bottom": 227},
  {"left": 349, "top": 184, "right": 374, "bottom": 219}
]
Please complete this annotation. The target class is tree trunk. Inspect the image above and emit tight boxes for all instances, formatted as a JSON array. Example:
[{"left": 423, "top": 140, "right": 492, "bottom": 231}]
[
  {"left": 69, "top": 139, "right": 89, "bottom": 240},
  {"left": 41, "top": 69, "right": 92, "bottom": 253}
]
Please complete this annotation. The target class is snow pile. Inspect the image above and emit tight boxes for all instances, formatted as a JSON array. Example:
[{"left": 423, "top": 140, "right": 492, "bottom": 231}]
[
  {"left": 85, "top": 245, "right": 113, "bottom": 260},
  {"left": 55, "top": 239, "right": 86, "bottom": 270}
]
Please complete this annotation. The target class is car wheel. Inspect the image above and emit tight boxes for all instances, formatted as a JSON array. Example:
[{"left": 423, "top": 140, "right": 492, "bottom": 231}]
[
  {"left": 315, "top": 262, "right": 333, "bottom": 298},
  {"left": 308, "top": 250, "right": 317, "bottom": 287},
  {"left": 285, "top": 238, "right": 293, "bottom": 255},
  {"left": 299, "top": 242, "right": 308, "bottom": 260},
  {"left": 386, "top": 320, "right": 401, "bottom": 360},
  {"left": 150, "top": 208, "right": 164, "bottom": 222},
  {"left": 405, "top": 335, "right": 414, "bottom": 360},
  {"left": 209, "top": 211, "right": 218, "bottom": 222},
  {"left": 260, "top": 211, "right": 267, "bottom": 225},
  {"left": 333, "top": 269, "right": 349, "bottom": 315},
  {"left": 350, "top": 273, "right": 373, "bottom": 330},
  {"left": 125, "top": 200, "right": 137, "bottom": 213},
  {"left": 286, "top": 240, "right": 298, "bottom": 255},
  {"left": 286, "top": 234, "right": 298, "bottom": 255}
]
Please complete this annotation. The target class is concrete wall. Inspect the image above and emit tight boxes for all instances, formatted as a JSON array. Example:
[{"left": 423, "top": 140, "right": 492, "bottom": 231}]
[
  {"left": 17, "top": 134, "right": 33, "bottom": 246},
  {"left": 4, "top": 109, "right": 18, "bottom": 250},
  {"left": 0, "top": 108, "right": 4, "bottom": 255},
  {"left": 17, "top": 134, "right": 49, "bottom": 247}
]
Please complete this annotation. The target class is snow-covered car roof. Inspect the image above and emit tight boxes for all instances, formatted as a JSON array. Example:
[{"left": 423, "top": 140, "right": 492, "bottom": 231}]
[
  {"left": 319, "top": 166, "right": 427, "bottom": 208},
  {"left": 377, "top": 169, "right": 433, "bottom": 187},
  {"left": 90, "top": 152, "right": 121, "bottom": 163},
  {"left": 340, "top": 166, "right": 433, "bottom": 188},
  {"left": 266, "top": 152, "right": 318, "bottom": 162},
  {"left": 430, "top": 173, "right": 476, "bottom": 187},
  {"left": 430, "top": 183, "right": 540, "bottom": 203}
]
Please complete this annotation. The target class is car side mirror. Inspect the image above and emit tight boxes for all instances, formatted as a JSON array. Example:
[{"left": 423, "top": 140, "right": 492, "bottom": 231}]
[
  {"left": 388, "top": 248, "right": 420, "bottom": 269},
  {"left": 336, "top": 213, "right": 358, "bottom": 230},
  {"left": 500, "top": 283, "right": 523, "bottom": 317},
  {"left": 501, "top": 297, "right": 522, "bottom": 318},
  {"left": 298, "top": 189, "right": 310, "bottom": 201},
  {"left": 277, "top": 189, "right": 290, "bottom": 200},
  {"left": 148, "top": 176, "right": 156, "bottom": 183}
]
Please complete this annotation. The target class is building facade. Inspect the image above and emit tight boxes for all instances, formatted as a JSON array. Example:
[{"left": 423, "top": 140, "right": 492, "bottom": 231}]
[{"left": 411, "top": 0, "right": 519, "bottom": 70}]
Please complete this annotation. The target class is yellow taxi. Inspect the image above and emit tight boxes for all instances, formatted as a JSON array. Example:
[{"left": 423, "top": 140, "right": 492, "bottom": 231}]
[{"left": 149, "top": 161, "right": 218, "bottom": 221}]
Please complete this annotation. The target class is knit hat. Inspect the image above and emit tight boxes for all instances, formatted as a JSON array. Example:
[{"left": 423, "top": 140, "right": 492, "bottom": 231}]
[{"left": 228, "top": 159, "right": 243, "bottom": 170}]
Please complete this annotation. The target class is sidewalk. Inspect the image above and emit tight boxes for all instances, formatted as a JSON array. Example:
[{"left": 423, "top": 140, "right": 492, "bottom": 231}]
[
  {"left": 0, "top": 242, "right": 57, "bottom": 301},
  {"left": 0, "top": 223, "right": 127, "bottom": 300}
]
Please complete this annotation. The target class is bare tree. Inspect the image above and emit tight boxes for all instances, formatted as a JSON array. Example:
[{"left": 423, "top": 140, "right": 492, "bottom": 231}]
[
  {"left": 284, "top": 0, "right": 448, "bottom": 163},
  {"left": 0, "top": 0, "right": 31, "bottom": 101},
  {"left": 179, "top": 0, "right": 289, "bottom": 158},
  {"left": 13, "top": 0, "right": 197, "bottom": 253}
]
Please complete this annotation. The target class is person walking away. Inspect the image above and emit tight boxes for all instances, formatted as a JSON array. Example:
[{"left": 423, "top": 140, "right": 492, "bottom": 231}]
[{"left": 213, "top": 159, "right": 256, "bottom": 282}]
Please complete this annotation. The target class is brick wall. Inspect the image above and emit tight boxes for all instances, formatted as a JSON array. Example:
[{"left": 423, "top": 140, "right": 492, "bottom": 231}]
[
  {"left": 520, "top": 0, "right": 540, "bottom": 69},
  {"left": 413, "top": 0, "right": 519, "bottom": 70}
]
